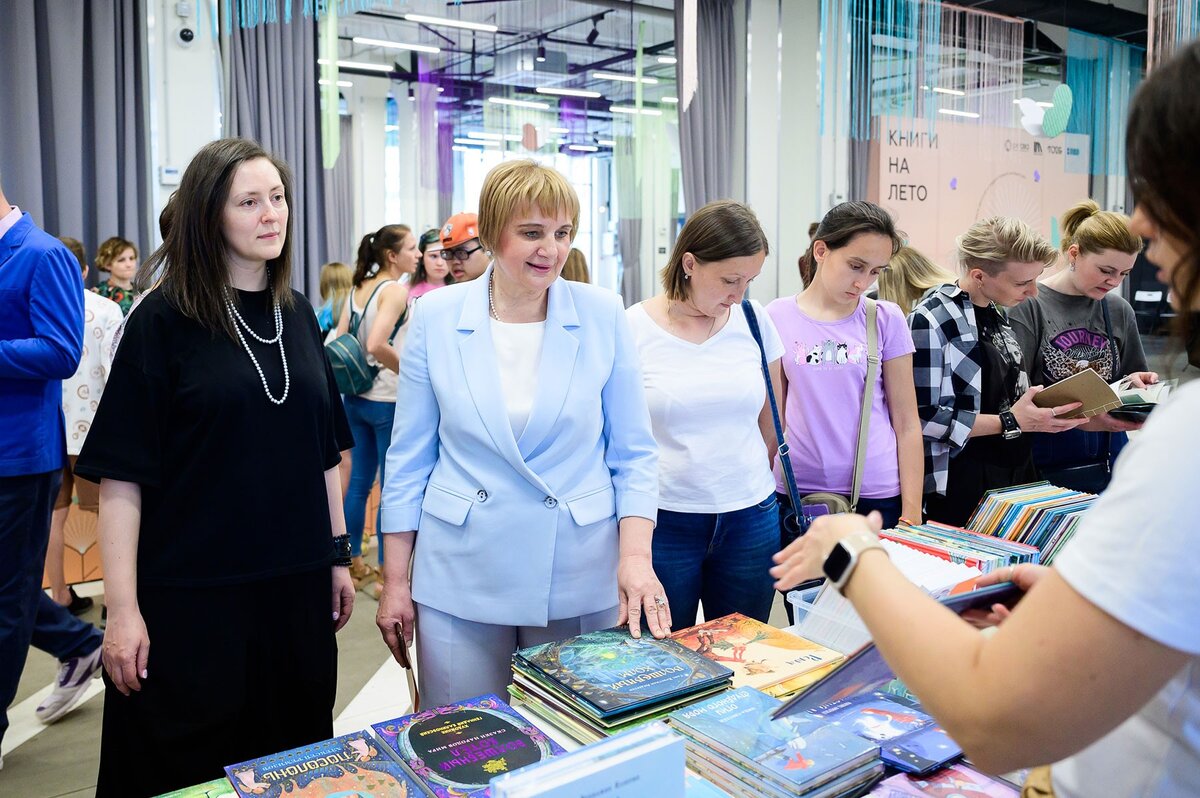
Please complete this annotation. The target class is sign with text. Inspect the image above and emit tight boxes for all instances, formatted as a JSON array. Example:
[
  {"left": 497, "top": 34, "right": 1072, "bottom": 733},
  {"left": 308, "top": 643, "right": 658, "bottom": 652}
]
[{"left": 866, "top": 121, "right": 1090, "bottom": 268}]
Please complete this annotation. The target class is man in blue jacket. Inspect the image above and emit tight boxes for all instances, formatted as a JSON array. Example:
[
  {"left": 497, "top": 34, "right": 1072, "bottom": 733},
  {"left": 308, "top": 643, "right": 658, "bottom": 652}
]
[{"left": 0, "top": 179, "right": 104, "bottom": 767}]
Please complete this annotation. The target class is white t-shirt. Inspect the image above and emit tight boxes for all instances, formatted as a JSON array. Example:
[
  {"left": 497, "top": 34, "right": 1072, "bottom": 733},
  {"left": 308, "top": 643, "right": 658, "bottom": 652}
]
[
  {"left": 626, "top": 300, "right": 785, "bottom": 513},
  {"left": 63, "top": 291, "right": 124, "bottom": 456},
  {"left": 1050, "top": 380, "right": 1200, "bottom": 798},
  {"left": 350, "top": 280, "right": 399, "bottom": 403},
  {"left": 490, "top": 318, "right": 545, "bottom": 437}
]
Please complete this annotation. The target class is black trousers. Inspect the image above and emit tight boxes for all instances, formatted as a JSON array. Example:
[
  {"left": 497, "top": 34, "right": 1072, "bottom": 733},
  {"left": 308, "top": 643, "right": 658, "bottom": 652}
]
[{"left": 96, "top": 567, "right": 337, "bottom": 797}]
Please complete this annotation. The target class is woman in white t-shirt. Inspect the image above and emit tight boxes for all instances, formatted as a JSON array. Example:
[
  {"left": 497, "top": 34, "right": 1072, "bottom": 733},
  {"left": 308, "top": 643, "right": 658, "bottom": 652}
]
[
  {"left": 628, "top": 200, "right": 784, "bottom": 628},
  {"left": 335, "top": 224, "right": 416, "bottom": 587},
  {"left": 770, "top": 42, "right": 1200, "bottom": 797}
]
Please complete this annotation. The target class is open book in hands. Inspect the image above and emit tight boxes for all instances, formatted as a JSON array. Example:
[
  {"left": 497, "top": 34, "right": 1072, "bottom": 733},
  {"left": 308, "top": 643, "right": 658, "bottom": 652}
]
[{"left": 1033, "top": 370, "right": 1176, "bottom": 420}]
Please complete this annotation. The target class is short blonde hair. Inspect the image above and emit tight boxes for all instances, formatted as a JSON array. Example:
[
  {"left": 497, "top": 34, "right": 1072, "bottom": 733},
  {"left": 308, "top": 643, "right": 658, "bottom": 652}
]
[
  {"left": 318, "top": 261, "right": 352, "bottom": 302},
  {"left": 1061, "top": 199, "right": 1143, "bottom": 256},
  {"left": 95, "top": 236, "right": 137, "bottom": 273},
  {"left": 561, "top": 248, "right": 590, "bottom": 282},
  {"left": 662, "top": 200, "right": 768, "bottom": 302},
  {"left": 877, "top": 246, "right": 955, "bottom": 312},
  {"left": 956, "top": 217, "right": 1057, "bottom": 277},
  {"left": 477, "top": 160, "right": 580, "bottom": 253}
]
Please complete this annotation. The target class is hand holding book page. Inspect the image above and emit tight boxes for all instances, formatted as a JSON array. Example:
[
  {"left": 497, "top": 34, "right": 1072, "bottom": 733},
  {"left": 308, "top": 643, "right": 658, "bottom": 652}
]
[
  {"left": 960, "top": 564, "right": 1047, "bottom": 627},
  {"left": 1014, "top": 385, "right": 1088, "bottom": 430}
]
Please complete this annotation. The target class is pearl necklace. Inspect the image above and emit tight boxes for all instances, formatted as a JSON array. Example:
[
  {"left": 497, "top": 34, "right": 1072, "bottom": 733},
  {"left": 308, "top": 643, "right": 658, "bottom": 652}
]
[
  {"left": 224, "top": 286, "right": 290, "bottom": 405},
  {"left": 488, "top": 271, "right": 501, "bottom": 321}
]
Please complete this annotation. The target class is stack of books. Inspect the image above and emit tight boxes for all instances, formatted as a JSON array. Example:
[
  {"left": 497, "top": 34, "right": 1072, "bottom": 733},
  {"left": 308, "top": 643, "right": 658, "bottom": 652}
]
[
  {"left": 668, "top": 687, "right": 884, "bottom": 798},
  {"left": 966, "top": 481, "right": 1097, "bottom": 564},
  {"left": 510, "top": 627, "right": 734, "bottom": 744},
  {"left": 371, "top": 693, "right": 566, "bottom": 797},
  {"left": 670, "top": 613, "right": 845, "bottom": 698},
  {"left": 880, "top": 522, "right": 1040, "bottom": 573},
  {"left": 867, "top": 763, "right": 1019, "bottom": 796}
]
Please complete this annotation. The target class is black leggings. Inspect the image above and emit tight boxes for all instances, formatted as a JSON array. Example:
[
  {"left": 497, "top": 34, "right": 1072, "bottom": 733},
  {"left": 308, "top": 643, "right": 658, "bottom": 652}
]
[{"left": 96, "top": 568, "right": 337, "bottom": 797}]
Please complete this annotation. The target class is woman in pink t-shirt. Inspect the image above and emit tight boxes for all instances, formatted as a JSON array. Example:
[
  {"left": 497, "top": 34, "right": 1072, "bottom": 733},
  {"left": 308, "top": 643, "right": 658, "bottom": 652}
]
[
  {"left": 766, "top": 202, "right": 924, "bottom": 546},
  {"left": 407, "top": 228, "right": 454, "bottom": 300}
]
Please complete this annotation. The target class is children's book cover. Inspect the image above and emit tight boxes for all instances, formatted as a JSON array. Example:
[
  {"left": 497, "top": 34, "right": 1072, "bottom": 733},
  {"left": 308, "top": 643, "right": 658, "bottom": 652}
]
[
  {"left": 868, "top": 763, "right": 1019, "bottom": 796},
  {"left": 154, "top": 777, "right": 237, "bottom": 798},
  {"left": 371, "top": 693, "right": 565, "bottom": 798},
  {"left": 670, "top": 614, "right": 843, "bottom": 694},
  {"left": 807, "top": 692, "right": 961, "bottom": 775},
  {"left": 224, "top": 731, "right": 428, "bottom": 798},
  {"left": 515, "top": 628, "right": 733, "bottom": 718},
  {"left": 669, "top": 687, "right": 878, "bottom": 790}
]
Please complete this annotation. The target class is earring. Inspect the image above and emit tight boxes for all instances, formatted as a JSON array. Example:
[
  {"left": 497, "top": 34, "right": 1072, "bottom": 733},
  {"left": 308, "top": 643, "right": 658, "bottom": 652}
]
[
  {"left": 684, "top": 273, "right": 691, "bottom": 280},
  {"left": 1069, "top": 261, "right": 1076, "bottom": 272}
]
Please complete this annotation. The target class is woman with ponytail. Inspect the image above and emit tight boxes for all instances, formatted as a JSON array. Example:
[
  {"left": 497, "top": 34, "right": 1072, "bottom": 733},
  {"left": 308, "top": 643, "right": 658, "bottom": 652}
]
[
  {"left": 1007, "top": 200, "right": 1157, "bottom": 492},
  {"left": 335, "top": 224, "right": 418, "bottom": 589}
]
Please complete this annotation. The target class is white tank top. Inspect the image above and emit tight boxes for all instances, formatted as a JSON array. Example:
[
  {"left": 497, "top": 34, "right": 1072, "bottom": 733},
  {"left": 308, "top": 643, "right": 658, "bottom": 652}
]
[{"left": 350, "top": 279, "right": 398, "bottom": 403}]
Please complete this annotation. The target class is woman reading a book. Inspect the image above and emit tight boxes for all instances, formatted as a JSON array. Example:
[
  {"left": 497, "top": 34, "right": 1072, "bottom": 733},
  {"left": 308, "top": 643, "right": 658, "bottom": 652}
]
[
  {"left": 909, "top": 218, "right": 1087, "bottom": 527},
  {"left": 1007, "top": 201, "right": 1157, "bottom": 492},
  {"left": 374, "top": 160, "right": 665, "bottom": 708},
  {"left": 771, "top": 41, "right": 1200, "bottom": 798},
  {"left": 75, "top": 138, "right": 356, "bottom": 797}
]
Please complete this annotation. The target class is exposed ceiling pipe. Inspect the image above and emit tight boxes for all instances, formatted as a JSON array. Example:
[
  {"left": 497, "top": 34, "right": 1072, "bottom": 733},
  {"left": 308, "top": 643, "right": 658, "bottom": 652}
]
[{"left": 569, "top": 0, "right": 674, "bottom": 21}]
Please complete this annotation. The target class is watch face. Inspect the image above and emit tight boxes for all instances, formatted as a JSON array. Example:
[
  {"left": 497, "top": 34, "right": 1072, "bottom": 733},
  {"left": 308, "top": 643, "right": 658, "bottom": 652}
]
[{"left": 824, "top": 542, "right": 853, "bottom": 582}]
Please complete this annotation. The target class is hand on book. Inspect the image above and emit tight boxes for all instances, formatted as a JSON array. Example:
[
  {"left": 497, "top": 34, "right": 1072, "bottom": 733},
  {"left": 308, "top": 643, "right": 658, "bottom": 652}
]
[
  {"left": 1013, "top": 387, "right": 1088, "bottom": 433},
  {"left": 617, "top": 553, "right": 672, "bottom": 640},
  {"left": 961, "top": 563, "right": 1048, "bottom": 627},
  {"left": 1121, "top": 371, "right": 1159, "bottom": 390},
  {"left": 377, "top": 580, "right": 417, "bottom": 662},
  {"left": 102, "top": 608, "right": 150, "bottom": 696}
]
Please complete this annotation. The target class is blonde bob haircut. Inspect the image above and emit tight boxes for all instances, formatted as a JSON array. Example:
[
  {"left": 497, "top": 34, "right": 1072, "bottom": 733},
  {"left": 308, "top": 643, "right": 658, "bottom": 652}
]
[
  {"left": 477, "top": 160, "right": 580, "bottom": 253},
  {"left": 877, "top": 246, "right": 955, "bottom": 313},
  {"left": 661, "top": 200, "right": 769, "bottom": 302},
  {"left": 956, "top": 217, "right": 1057, "bottom": 277},
  {"left": 1061, "top": 199, "right": 1143, "bottom": 256}
]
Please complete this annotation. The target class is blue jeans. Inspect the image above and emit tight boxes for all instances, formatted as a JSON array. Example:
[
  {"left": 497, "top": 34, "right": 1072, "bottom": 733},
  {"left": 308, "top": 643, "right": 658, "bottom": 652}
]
[
  {"left": 342, "top": 396, "right": 396, "bottom": 562},
  {"left": 1, "top": 471, "right": 103, "bottom": 747},
  {"left": 652, "top": 495, "right": 780, "bottom": 629}
]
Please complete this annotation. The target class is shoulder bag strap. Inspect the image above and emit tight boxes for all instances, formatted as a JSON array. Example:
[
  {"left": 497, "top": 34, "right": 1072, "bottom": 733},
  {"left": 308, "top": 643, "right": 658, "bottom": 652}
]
[
  {"left": 850, "top": 299, "right": 880, "bottom": 511},
  {"left": 741, "top": 299, "right": 808, "bottom": 533},
  {"left": 350, "top": 280, "right": 389, "bottom": 338}
]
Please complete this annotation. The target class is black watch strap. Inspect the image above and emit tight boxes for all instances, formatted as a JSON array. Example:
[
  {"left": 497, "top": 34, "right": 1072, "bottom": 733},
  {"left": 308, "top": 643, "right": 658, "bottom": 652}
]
[{"left": 332, "top": 534, "right": 352, "bottom": 568}]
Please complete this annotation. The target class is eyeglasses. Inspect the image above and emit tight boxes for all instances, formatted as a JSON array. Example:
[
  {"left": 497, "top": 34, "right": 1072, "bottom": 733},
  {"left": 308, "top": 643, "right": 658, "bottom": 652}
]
[{"left": 443, "top": 243, "right": 484, "bottom": 262}]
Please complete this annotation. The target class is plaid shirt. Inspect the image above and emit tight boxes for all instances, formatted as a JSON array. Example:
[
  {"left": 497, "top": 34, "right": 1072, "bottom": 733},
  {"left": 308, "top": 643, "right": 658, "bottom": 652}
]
[{"left": 908, "top": 283, "right": 983, "bottom": 496}]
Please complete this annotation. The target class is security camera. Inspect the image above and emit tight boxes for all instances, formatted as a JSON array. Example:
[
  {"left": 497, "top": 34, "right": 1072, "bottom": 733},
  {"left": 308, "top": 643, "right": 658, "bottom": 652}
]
[{"left": 176, "top": 27, "right": 195, "bottom": 47}]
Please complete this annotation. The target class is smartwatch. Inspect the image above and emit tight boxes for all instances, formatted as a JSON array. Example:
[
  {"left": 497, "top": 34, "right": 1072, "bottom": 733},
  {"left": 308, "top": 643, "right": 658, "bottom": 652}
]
[
  {"left": 1000, "top": 409, "right": 1022, "bottom": 440},
  {"left": 822, "top": 530, "right": 887, "bottom": 594}
]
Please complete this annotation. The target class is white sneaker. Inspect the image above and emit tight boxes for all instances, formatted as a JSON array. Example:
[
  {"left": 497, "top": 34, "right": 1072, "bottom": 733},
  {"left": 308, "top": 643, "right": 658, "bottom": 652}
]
[{"left": 35, "top": 645, "right": 103, "bottom": 724}]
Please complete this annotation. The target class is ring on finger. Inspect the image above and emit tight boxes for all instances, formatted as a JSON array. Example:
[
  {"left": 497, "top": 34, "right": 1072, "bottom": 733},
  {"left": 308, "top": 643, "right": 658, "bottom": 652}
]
[{"left": 654, "top": 594, "right": 668, "bottom": 607}]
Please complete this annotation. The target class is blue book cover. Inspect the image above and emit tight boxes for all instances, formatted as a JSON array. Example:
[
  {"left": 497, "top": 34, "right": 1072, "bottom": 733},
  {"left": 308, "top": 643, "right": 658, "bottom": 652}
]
[
  {"left": 515, "top": 627, "right": 733, "bottom": 719},
  {"left": 806, "top": 691, "right": 962, "bottom": 775},
  {"left": 224, "top": 730, "right": 428, "bottom": 798},
  {"left": 371, "top": 693, "right": 565, "bottom": 798},
  {"left": 669, "top": 687, "right": 878, "bottom": 791}
]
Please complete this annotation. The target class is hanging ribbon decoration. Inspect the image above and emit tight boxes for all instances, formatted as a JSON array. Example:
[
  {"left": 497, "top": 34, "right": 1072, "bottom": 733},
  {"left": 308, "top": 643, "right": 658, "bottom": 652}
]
[
  {"left": 680, "top": 0, "right": 698, "bottom": 112},
  {"left": 319, "top": 1, "right": 340, "bottom": 169}
]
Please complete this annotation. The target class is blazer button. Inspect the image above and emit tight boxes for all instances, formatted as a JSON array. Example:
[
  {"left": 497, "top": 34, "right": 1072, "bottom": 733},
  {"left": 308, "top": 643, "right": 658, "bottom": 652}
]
[
  {"left": 476, "top": 489, "right": 489, "bottom": 502},
  {"left": 544, "top": 496, "right": 558, "bottom": 509}
]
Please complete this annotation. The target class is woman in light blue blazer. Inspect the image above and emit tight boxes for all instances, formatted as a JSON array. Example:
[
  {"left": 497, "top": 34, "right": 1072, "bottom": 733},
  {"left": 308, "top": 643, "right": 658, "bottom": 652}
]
[{"left": 375, "top": 160, "right": 668, "bottom": 707}]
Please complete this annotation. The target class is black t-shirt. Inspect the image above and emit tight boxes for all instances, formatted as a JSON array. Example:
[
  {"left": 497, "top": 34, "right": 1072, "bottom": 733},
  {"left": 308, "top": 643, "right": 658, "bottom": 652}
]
[
  {"left": 76, "top": 287, "right": 353, "bottom": 587},
  {"left": 964, "top": 304, "right": 1032, "bottom": 467}
]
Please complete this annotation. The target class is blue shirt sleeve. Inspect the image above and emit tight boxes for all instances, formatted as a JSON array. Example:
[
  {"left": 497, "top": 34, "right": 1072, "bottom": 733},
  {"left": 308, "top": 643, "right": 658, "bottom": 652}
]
[{"left": 0, "top": 244, "right": 84, "bottom": 380}]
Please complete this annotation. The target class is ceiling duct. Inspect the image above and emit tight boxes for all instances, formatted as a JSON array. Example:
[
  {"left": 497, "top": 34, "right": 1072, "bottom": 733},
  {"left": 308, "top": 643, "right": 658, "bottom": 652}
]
[{"left": 490, "top": 48, "right": 569, "bottom": 87}]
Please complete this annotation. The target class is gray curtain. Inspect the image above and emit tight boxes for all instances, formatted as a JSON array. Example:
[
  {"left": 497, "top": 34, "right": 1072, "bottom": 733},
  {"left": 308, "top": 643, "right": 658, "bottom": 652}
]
[
  {"left": 223, "top": 13, "right": 327, "bottom": 299},
  {"left": 322, "top": 115, "right": 354, "bottom": 266},
  {"left": 0, "top": 0, "right": 151, "bottom": 281},
  {"left": 676, "top": 0, "right": 736, "bottom": 215},
  {"left": 618, "top": 218, "right": 643, "bottom": 308}
]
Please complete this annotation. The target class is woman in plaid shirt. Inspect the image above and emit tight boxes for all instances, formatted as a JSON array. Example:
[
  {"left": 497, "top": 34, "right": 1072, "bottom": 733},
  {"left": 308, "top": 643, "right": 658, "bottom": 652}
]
[{"left": 908, "top": 218, "right": 1086, "bottom": 526}]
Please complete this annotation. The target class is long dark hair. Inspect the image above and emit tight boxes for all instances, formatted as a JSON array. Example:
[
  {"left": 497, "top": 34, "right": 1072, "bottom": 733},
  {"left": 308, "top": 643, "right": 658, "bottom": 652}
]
[
  {"left": 801, "top": 201, "right": 902, "bottom": 282},
  {"left": 1127, "top": 40, "right": 1200, "bottom": 351},
  {"left": 137, "top": 138, "right": 295, "bottom": 340},
  {"left": 354, "top": 224, "right": 411, "bottom": 287}
]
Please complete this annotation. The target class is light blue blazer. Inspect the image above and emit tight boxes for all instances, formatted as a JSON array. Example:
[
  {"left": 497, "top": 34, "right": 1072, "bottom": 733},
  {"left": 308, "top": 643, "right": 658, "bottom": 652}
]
[{"left": 380, "top": 268, "right": 659, "bottom": 627}]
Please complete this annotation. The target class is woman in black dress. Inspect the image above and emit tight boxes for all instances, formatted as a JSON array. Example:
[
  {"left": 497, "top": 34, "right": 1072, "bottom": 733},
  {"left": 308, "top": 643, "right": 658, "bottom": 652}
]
[{"left": 76, "top": 138, "right": 355, "bottom": 796}]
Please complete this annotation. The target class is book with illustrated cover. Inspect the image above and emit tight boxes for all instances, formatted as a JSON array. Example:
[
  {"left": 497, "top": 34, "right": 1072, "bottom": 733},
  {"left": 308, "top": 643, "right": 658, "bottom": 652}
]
[
  {"left": 806, "top": 692, "right": 961, "bottom": 775},
  {"left": 154, "top": 778, "right": 237, "bottom": 798},
  {"left": 670, "top": 614, "right": 844, "bottom": 695},
  {"left": 371, "top": 693, "right": 565, "bottom": 798},
  {"left": 668, "top": 687, "right": 878, "bottom": 794},
  {"left": 868, "top": 763, "right": 1018, "bottom": 796},
  {"left": 224, "top": 731, "right": 428, "bottom": 798},
  {"left": 515, "top": 628, "right": 733, "bottom": 720}
]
